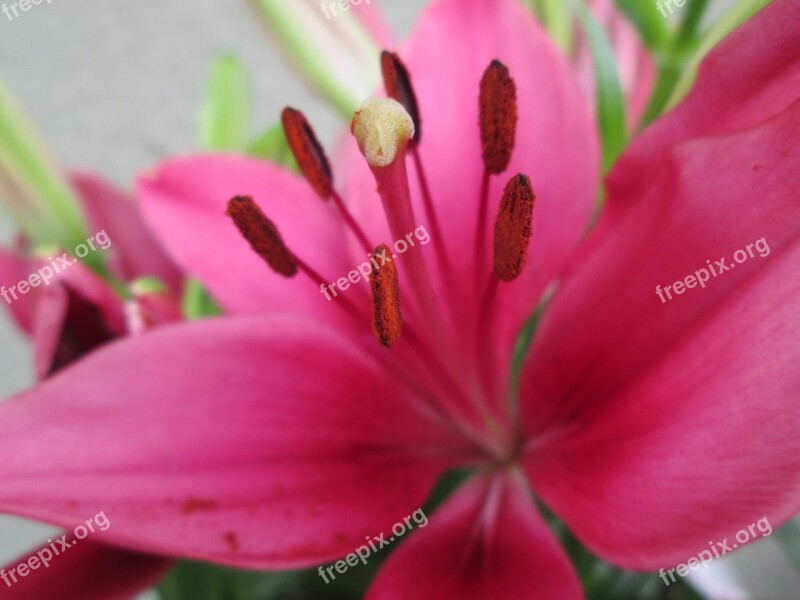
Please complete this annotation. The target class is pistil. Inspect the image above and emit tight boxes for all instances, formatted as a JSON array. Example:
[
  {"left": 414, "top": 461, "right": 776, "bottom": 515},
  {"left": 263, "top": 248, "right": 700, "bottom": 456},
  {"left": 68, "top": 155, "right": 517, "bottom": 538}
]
[
  {"left": 381, "top": 50, "right": 463, "bottom": 329},
  {"left": 351, "top": 98, "right": 453, "bottom": 351}
]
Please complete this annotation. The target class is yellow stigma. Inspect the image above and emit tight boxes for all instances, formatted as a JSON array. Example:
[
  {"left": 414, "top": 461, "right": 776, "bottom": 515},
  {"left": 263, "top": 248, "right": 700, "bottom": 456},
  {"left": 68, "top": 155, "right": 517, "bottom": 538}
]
[{"left": 351, "top": 98, "right": 415, "bottom": 168}]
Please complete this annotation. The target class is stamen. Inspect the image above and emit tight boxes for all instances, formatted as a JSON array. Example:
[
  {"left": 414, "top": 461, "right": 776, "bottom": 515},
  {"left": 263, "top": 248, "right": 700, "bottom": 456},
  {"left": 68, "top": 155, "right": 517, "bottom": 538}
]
[
  {"left": 281, "top": 107, "right": 333, "bottom": 200},
  {"left": 226, "top": 196, "right": 297, "bottom": 277},
  {"left": 473, "top": 170, "right": 491, "bottom": 290},
  {"left": 380, "top": 51, "right": 422, "bottom": 143},
  {"left": 479, "top": 60, "right": 518, "bottom": 175},
  {"left": 281, "top": 106, "right": 374, "bottom": 254},
  {"left": 475, "top": 273, "right": 500, "bottom": 403},
  {"left": 329, "top": 188, "right": 373, "bottom": 254},
  {"left": 227, "top": 196, "right": 372, "bottom": 329},
  {"left": 493, "top": 174, "right": 534, "bottom": 281},
  {"left": 474, "top": 174, "right": 534, "bottom": 425},
  {"left": 369, "top": 243, "right": 403, "bottom": 348}
]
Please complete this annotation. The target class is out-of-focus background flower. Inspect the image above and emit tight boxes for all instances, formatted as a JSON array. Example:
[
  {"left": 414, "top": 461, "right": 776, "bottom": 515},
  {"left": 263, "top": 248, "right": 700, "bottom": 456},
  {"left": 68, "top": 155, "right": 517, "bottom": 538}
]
[{"left": 0, "top": 1, "right": 798, "bottom": 598}]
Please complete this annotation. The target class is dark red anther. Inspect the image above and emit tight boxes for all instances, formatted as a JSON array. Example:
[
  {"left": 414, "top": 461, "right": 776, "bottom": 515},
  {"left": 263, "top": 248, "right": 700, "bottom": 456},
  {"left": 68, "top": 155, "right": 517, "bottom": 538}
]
[
  {"left": 493, "top": 174, "right": 534, "bottom": 281},
  {"left": 369, "top": 243, "right": 403, "bottom": 348},
  {"left": 281, "top": 107, "right": 334, "bottom": 200},
  {"left": 226, "top": 196, "right": 297, "bottom": 277},
  {"left": 381, "top": 51, "right": 422, "bottom": 144},
  {"left": 479, "top": 60, "right": 518, "bottom": 174}
]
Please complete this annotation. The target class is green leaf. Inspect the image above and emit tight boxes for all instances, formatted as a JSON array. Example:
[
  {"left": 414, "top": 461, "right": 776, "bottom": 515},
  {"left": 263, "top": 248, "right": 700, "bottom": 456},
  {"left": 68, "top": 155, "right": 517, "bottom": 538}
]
[
  {"left": 573, "top": 0, "right": 627, "bottom": 174},
  {"left": 130, "top": 276, "right": 168, "bottom": 295},
  {"left": 0, "top": 75, "right": 91, "bottom": 256},
  {"left": 613, "top": 0, "right": 671, "bottom": 51},
  {"left": 549, "top": 522, "right": 704, "bottom": 600},
  {"left": 636, "top": 0, "right": 712, "bottom": 128},
  {"left": 248, "top": 123, "right": 298, "bottom": 171},
  {"left": 201, "top": 55, "right": 250, "bottom": 151},
  {"left": 423, "top": 467, "right": 474, "bottom": 515},
  {"left": 665, "top": 0, "right": 771, "bottom": 111},
  {"left": 776, "top": 518, "right": 800, "bottom": 574},
  {"left": 182, "top": 278, "right": 222, "bottom": 320},
  {"left": 639, "top": 57, "right": 684, "bottom": 128},
  {"left": 158, "top": 561, "right": 296, "bottom": 600},
  {"left": 673, "top": 0, "right": 711, "bottom": 51}
]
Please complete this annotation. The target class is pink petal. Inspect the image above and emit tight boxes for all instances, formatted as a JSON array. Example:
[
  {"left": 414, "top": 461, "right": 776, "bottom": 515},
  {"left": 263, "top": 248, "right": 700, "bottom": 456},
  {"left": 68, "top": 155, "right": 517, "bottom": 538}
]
[
  {"left": 70, "top": 171, "right": 182, "bottom": 291},
  {"left": 520, "top": 99, "right": 800, "bottom": 568},
  {"left": 0, "top": 315, "right": 475, "bottom": 569},
  {"left": 366, "top": 472, "right": 582, "bottom": 600},
  {"left": 343, "top": 0, "right": 599, "bottom": 394},
  {"left": 2, "top": 538, "right": 169, "bottom": 600},
  {"left": 137, "top": 155, "right": 355, "bottom": 319},
  {"left": 608, "top": 0, "right": 800, "bottom": 201},
  {"left": 521, "top": 82, "right": 800, "bottom": 441},
  {"left": 525, "top": 239, "right": 800, "bottom": 569}
]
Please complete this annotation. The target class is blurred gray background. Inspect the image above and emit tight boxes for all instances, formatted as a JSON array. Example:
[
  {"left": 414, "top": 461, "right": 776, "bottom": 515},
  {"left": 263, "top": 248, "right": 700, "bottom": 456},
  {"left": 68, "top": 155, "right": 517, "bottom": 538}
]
[{"left": 0, "top": 1, "right": 797, "bottom": 598}]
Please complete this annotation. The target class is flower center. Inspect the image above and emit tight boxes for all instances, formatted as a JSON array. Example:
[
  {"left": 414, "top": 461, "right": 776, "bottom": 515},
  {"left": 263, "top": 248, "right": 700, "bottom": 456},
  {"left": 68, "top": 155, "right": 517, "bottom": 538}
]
[{"left": 227, "top": 52, "right": 536, "bottom": 463}]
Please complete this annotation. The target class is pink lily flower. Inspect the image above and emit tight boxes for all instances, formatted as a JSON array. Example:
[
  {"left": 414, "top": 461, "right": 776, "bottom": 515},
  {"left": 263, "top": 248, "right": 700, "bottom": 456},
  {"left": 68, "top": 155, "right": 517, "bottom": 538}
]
[
  {"left": 0, "top": 171, "right": 183, "bottom": 378},
  {"left": 1, "top": 1, "right": 799, "bottom": 599}
]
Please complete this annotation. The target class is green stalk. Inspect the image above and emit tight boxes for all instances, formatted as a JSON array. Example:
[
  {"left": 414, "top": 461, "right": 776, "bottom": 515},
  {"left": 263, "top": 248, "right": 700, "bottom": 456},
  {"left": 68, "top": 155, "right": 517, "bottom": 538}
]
[
  {"left": 574, "top": 0, "right": 627, "bottom": 173},
  {"left": 0, "top": 76, "right": 90, "bottom": 255},
  {"left": 246, "top": 0, "right": 378, "bottom": 118}
]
